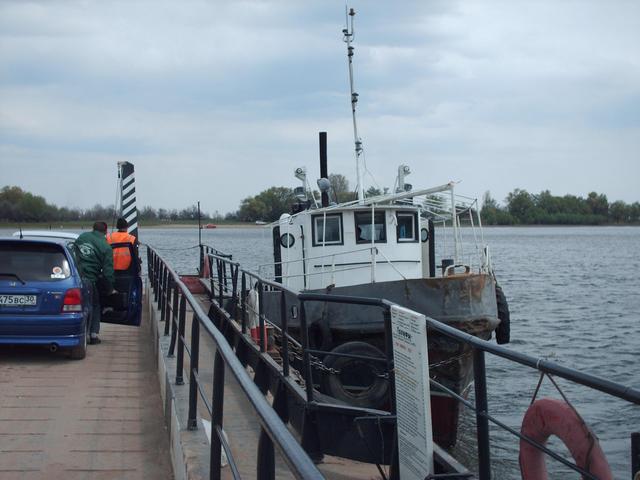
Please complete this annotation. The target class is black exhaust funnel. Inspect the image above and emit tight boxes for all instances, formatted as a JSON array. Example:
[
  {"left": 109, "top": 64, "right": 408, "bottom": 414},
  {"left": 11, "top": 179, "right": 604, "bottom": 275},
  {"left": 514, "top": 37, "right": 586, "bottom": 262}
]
[{"left": 319, "top": 131, "right": 329, "bottom": 207}]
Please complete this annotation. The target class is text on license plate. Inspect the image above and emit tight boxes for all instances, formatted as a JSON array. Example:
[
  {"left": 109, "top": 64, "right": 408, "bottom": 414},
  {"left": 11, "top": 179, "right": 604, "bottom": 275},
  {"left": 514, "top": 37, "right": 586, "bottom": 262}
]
[{"left": 0, "top": 295, "right": 37, "bottom": 306}]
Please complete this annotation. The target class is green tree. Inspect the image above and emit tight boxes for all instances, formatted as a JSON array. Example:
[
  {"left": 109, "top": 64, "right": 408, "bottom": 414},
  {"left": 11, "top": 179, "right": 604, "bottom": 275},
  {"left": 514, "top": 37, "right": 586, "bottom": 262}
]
[
  {"left": 506, "top": 189, "right": 541, "bottom": 224},
  {"left": 629, "top": 202, "right": 640, "bottom": 223},
  {"left": 586, "top": 192, "right": 609, "bottom": 216},
  {"left": 609, "top": 201, "right": 627, "bottom": 224},
  {"left": 480, "top": 191, "right": 515, "bottom": 225},
  {"left": 329, "top": 174, "right": 357, "bottom": 203},
  {"left": 238, "top": 187, "right": 296, "bottom": 222},
  {"left": 365, "top": 186, "right": 382, "bottom": 197}
]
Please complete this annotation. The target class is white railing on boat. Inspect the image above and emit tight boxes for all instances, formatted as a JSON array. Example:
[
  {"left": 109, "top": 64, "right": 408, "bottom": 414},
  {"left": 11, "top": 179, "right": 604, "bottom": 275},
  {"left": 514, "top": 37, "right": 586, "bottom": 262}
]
[{"left": 256, "top": 245, "right": 413, "bottom": 288}]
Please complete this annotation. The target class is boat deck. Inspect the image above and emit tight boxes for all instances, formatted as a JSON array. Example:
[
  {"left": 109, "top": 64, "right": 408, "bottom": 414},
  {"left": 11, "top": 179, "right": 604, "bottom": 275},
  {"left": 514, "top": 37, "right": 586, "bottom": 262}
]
[{"left": 0, "top": 310, "right": 173, "bottom": 480}]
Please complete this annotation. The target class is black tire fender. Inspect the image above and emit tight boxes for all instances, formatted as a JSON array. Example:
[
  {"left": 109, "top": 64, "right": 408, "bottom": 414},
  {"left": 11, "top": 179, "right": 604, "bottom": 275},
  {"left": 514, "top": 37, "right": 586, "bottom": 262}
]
[
  {"left": 320, "top": 341, "right": 388, "bottom": 409},
  {"left": 495, "top": 283, "right": 511, "bottom": 345}
]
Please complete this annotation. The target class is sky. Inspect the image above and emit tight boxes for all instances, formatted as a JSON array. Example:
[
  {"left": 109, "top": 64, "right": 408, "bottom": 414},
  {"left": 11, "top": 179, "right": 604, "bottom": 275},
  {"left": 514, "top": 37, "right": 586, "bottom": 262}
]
[{"left": 1, "top": 0, "right": 639, "bottom": 215}]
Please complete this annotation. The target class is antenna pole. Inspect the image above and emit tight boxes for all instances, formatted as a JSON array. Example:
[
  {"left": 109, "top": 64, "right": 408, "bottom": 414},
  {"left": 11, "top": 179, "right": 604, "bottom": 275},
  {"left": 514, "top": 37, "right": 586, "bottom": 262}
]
[{"left": 343, "top": 7, "right": 365, "bottom": 202}]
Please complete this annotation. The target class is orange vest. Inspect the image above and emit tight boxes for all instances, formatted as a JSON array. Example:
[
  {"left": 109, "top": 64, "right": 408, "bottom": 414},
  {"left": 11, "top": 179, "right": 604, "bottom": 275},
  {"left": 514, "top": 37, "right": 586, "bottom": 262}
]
[{"left": 107, "top": 231, "right": 137, "bottom": 270}]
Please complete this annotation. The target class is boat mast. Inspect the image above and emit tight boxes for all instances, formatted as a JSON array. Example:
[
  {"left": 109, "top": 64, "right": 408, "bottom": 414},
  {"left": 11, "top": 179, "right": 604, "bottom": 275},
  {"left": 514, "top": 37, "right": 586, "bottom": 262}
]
[{"left": 343, "top": 7, "right": 365, "bottom": 202}]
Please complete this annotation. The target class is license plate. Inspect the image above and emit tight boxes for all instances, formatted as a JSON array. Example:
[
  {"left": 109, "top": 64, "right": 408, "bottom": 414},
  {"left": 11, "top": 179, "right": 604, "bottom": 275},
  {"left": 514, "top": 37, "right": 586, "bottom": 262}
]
[{"left": 0, "top": 294, "right": 37, "bottom": 306}]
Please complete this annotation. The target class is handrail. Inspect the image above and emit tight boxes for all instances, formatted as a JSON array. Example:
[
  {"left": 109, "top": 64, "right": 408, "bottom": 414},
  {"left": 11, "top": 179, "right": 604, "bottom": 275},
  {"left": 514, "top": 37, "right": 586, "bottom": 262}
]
[
  {"left": 211, "top": 248, "right": 640, "bottom": 480},
  {"left": 147, "top": 246, "right": 324, "bottom": 480},
  {"left": 177, "top": 247, "right": 640, "bottom": 480}
]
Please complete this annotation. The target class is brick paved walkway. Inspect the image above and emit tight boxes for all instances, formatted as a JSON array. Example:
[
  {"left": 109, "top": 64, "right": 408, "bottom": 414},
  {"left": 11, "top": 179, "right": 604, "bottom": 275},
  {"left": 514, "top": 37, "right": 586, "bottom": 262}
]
[{"left": 0, "top": 310, "right": 173, "bottom": 480}]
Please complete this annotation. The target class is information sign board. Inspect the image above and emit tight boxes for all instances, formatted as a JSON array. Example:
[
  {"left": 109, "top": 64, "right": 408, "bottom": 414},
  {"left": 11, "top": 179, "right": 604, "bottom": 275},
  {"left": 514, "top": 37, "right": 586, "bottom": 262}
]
[{"left": 390, "top": 305, "right": 434, "bottom": 479}]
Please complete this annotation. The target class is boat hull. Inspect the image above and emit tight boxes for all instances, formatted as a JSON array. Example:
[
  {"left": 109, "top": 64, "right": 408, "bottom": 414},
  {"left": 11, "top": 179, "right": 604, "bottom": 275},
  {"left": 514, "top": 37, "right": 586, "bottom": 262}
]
[{"left": 264, "top": 273, "right": 498, "bottom": 447}]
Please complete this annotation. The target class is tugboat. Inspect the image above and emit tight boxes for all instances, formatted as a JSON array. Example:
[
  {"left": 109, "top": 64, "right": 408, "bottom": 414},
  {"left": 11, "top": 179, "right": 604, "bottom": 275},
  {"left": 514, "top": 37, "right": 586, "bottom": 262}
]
[{"left": 258, "top": 8, "right": 510, "bottom": 448}]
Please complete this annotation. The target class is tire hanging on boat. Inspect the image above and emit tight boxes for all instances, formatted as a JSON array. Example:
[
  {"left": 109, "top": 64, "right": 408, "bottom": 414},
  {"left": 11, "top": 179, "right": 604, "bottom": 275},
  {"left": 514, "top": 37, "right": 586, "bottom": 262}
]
[
  {"left": 495, "top": 282, "right": 510, "bottom": 344},
  {"left": 519, "top": 398, "right": 613, "bottom": 480},
  {"left": 320, "top": 341, "right": 388, "bottom": 410}
]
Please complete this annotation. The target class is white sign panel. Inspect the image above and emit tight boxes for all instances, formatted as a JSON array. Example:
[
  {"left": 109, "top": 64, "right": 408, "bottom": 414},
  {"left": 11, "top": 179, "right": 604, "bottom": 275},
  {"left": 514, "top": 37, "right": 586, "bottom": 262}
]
[{"left": 390, "top": 304, "right": 434, "bottom": 479}]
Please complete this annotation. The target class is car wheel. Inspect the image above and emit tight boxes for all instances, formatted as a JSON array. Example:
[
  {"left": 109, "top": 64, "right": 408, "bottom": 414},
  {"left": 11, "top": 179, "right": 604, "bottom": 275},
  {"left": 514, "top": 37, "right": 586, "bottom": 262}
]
[{"left": 69, "top": 328, "right": 87, "bottom": 360}]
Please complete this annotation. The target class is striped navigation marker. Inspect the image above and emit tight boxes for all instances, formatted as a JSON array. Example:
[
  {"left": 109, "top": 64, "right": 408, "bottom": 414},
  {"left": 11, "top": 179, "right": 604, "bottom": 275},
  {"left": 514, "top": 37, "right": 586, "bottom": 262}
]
[{"left": 118, "top": 161, "right": 138, "bottom": 239}]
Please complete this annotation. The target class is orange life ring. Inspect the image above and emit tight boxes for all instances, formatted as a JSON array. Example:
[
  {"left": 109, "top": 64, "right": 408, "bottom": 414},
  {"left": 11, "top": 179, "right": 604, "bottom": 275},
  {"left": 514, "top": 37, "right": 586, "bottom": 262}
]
[{"left": 519, "top": 398, "right": 612, "bottom": 480}]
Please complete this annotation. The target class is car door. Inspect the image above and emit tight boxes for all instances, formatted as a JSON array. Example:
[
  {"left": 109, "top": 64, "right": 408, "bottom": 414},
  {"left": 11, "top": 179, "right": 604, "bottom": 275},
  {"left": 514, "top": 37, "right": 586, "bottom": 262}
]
[{"left": 100, "top": 242, "right": 142, "bottom": 327}]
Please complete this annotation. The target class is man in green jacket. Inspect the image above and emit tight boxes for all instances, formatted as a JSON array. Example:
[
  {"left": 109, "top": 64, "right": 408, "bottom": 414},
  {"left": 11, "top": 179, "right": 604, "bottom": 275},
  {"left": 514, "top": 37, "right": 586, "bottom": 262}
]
[{"left": 76, "top": 221, "right": 116, "bottom": 344}]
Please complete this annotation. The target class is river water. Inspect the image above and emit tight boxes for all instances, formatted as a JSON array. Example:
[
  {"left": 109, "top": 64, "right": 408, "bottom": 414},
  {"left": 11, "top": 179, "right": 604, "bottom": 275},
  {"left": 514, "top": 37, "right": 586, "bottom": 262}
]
[{"left": 3, "top": 225, "right": 638, "bottom": 478}]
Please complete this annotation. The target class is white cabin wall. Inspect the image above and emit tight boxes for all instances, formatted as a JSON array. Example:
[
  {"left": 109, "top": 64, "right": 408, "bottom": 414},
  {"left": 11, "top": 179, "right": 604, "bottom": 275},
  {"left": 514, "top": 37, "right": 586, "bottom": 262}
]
[
  {"left": 420, "top": 217, "right": 432, "bottom": 278},
  {"left": 302, "top": 209, "right": 424, "bottom": 290},
  {"left": 277, "top": 218, "right": 305, "bottom": 291}
]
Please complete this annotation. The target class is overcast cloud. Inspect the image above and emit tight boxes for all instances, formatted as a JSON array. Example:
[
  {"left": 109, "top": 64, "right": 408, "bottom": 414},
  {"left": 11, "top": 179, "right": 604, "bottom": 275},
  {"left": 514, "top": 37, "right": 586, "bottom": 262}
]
[{"left": 1, "top": 0, "right": 639, "bottom": 214}]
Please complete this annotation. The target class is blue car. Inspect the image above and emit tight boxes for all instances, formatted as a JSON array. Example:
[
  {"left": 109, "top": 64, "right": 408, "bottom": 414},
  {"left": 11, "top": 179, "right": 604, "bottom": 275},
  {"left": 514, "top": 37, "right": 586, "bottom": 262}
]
[{"left": 0, "top": 231, "right": 142, "bottom": 359}]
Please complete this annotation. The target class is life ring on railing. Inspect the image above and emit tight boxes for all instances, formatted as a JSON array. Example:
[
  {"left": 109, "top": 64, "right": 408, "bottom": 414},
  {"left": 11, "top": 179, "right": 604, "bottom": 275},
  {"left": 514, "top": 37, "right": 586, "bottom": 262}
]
[{"left": 519, "top": 398, "right": 613, "bottom": 480}]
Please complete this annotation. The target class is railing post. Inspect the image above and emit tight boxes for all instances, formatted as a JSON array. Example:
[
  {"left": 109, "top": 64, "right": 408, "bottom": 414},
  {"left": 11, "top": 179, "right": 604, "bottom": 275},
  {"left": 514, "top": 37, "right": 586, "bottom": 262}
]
[
  {"left": 164, "top": 276, "right": 173, "bottom": 336},
  {"left": 210, "top": 351, "right": 225, "bottom": 480},
  {"left": 176, "top": 295, "right": 186, "bottom": 385},
  {"left": 218, "top": 260, "right": 224, "bottom": 308},
  {"left": 385, "top": 305, "right": 400, "bottom": 480},
  {"left": 382, "top": 307, "right": 396, "bottom": 413},
  {"left": 161, "top": 271, "right": 168, "bottom": 322},
  {"left": 299, "top": 300, "right": 314, "bottom": 403},
  {"left": 222, "top": 261, "right": 228, "bottom": 290},
  {"left": 153, "top": 255, "right": 159, "bottom": 302},
  {"left": 474, "top": 348, "right": 491, "bottom": 480},
  {"left": 241, "top": 273, "right": 247, "bottom": 334},
  {"left": 257, "top": 428, "right": 275, "bottom": 480},
  {"left": 280, "top": 290, "right": 290, "bottom": 377},
  {"left": 158, "top": 263, "right": 164, "bottom": 310},
  {"left": 168, "top": 283, "right": 179, "bottom": 355},
  {"left": 230, "top": 264, "right": 238, "bottom": 319},
  {"left": 147, "top": 246, "right": 152, "bottom": 280},
  {"left": 188, "top": 312, "right": 200, "bottom": 430},
  {"left": 208, "top": 254, "right": 214, "bottom": 301},
  {"left": 258, "top": 280, "right": 266, "bottom": 353}
]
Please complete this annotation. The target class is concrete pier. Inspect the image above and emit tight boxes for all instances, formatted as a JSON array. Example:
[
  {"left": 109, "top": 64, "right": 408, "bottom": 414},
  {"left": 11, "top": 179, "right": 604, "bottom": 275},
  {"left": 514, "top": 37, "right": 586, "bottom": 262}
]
[{"left": 0, "top": 287, "right": 385, "bottom": 480}]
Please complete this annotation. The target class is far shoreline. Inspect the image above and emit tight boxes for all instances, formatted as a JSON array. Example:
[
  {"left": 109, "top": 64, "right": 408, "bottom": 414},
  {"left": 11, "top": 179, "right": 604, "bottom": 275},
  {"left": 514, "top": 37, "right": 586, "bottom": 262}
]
[
  {"left": 0, "top": 222, "right": 637, "bottom": 230},
  {"left": 0, "top": 222, "right": 264, "bottom": 230}
]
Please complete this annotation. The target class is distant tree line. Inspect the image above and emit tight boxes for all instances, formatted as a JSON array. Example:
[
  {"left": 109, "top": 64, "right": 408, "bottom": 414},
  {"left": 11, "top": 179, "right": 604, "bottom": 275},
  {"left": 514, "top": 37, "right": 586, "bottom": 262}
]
[
  {"left": 4, "top": 183, "right": 638, "bottom": 226},
  {"left": 481, "top": 189, "right": 640, "bottom": 225},
  {"left": 0, "top": 186, "right": 222, "bottom": 223}
]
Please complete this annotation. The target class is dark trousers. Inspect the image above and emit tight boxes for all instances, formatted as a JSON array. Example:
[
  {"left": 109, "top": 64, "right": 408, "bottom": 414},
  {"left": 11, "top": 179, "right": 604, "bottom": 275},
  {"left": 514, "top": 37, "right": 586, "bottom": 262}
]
[{"left": 88, "top": 282, "right": 101, "bottom": 335}]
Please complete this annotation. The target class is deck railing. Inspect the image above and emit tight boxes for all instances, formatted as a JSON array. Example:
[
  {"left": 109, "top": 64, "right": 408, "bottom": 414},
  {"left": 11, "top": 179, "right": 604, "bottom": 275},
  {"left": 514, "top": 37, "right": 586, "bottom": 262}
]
[
  {"left": 147, "top": 245, "right": 324, "bottom": 480},
  {"left": 201, "top": 244, "right": 640, "bottom": 480}
]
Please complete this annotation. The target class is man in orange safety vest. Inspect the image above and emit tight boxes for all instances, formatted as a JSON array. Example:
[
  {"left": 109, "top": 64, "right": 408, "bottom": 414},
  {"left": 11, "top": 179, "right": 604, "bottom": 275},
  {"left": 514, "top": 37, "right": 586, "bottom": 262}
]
[{"left": 107, "top": 218, "right": 138, "bottom": 270}]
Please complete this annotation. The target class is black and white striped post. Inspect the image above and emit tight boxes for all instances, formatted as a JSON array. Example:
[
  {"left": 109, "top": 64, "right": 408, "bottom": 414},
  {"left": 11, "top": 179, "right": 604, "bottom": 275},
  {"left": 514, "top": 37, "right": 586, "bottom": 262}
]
[{"left": 118, "top": 161, "right": 138, "bottom": 239}]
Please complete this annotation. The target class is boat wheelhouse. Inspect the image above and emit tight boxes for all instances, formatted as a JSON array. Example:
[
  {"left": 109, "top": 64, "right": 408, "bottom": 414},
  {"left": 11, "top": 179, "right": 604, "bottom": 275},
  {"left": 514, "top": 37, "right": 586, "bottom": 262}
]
[
  {"left": 255, "top": 7, "right": 508, "bottom": 447},
  {"left": 258, "top": 171, "right": 505, "bottom": 446}
]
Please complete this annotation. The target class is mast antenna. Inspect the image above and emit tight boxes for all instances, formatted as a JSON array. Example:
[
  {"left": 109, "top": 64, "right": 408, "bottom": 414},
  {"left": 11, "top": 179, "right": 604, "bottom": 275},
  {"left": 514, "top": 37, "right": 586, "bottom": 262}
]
[{"left": 343, "top": 7, "right": 365, "bottom": 202}]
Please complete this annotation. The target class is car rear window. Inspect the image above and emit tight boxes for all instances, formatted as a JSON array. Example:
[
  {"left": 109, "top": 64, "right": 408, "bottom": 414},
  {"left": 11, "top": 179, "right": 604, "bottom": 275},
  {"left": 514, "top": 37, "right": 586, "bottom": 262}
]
[{"left": 0, "top": 242, "right": 72, "bottom": 282}]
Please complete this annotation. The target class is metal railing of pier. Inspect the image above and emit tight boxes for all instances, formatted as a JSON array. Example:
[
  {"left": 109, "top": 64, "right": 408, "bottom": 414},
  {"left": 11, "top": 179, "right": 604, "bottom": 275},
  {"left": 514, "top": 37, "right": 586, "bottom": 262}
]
[
  {"left": 147, "top": 245, "right": 325, "bottom": 480},
  {"left": 201, "top": 244, "right": 640, "bottom": 480}
]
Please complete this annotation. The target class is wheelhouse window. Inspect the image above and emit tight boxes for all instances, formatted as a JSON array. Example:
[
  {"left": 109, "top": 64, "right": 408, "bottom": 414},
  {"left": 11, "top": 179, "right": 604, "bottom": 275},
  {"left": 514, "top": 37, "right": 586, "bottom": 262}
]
[
  {"left": 397, "top": 212, "right": 418, "bottom": 242},
  {"left": 312, "top": 214, "right": 343, "bottom": 246},
  {"left": 355, "top": 211, "right": 386, "bottom": 244}
]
